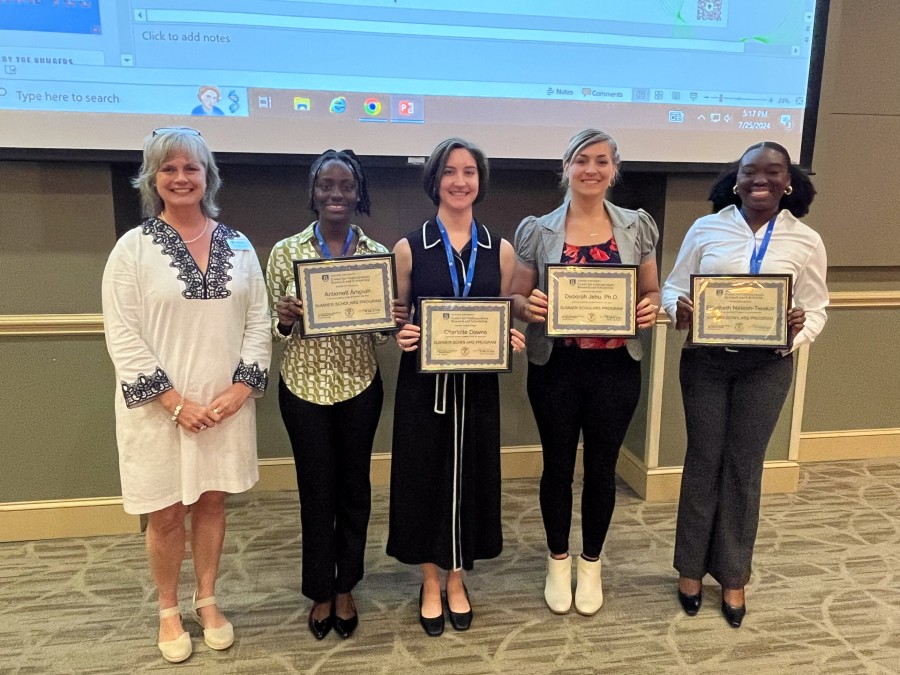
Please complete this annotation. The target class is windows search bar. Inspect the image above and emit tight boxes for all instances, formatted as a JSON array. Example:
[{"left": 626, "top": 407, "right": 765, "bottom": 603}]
[{"left": 143, "top": 10, "right": 744, "bottom": 53}]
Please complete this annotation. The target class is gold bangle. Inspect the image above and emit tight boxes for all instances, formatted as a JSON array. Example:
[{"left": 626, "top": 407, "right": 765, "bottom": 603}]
[{"left": 171, "top": 397, "right": 185, "bottom": 425}]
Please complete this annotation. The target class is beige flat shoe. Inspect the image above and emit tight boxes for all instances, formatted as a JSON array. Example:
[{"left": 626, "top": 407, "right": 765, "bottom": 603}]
[
  {"left": 157, "top": 606, "right": 192, "bottom": 663},
  {"left": 192, "top": 591, "right": 235, "bottom": 650}
]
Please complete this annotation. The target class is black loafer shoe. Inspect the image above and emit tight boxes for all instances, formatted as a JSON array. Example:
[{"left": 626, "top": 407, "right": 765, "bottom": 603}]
[
  {"left": 418, "top": 585, "right": 444, "bottom": 637},
  {"left": 447, "top": 584, "right": 473, "bottom": 631},
  {"left": 308, "top": 604, "right": 333, "bottom": 640},
  {"left": 721, "top": 599, "right": 746, "bottom": 628},
  {"left": 333, "top": 612, "right": 358, "bottom": 638},
  {"left": 678, "top": 589, "right": 702, "bottom": 616}
]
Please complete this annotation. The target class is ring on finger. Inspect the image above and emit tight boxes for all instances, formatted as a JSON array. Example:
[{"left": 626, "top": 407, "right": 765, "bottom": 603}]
[{"left": 200, "top": 425, "right": 207, "bottom": 430}]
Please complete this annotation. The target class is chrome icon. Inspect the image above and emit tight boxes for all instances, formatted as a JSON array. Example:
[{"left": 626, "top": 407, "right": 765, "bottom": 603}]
[
  {"left": 329, "top": 96, "right": 347, "bottom": 114},
  {"left": 363, "top": 97, "right": 382, "bottom": 116}
]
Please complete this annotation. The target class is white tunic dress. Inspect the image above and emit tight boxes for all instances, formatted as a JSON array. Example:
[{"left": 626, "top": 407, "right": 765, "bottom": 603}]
[{"left": 102, "top": 218, "right": 272, "bottom": 514}]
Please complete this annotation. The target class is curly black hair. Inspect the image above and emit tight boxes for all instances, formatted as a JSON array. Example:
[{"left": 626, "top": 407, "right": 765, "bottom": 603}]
[
  {"left": 308, "top": 148, "right": 371, "bottom": 216},
  {"left": 708, "top": 141, "right": 816, "bottom": 218}
]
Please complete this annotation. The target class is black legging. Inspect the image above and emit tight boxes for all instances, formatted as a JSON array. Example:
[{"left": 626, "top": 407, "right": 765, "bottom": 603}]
[
  {"left": 278, "top": 373, "right": 383, "bottom": 602},
  {"left": 527, "top": 345, "right": 641, "bottom": 558}
]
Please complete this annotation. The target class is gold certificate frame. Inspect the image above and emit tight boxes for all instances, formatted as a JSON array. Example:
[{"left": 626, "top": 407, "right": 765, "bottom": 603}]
[
  {"left": 691, "top": 274, "right": 792, "bottom": 348},
  {"left": 545, "top": 263, "right": 638, "bottom": 338},
  {"left": 293, "top": 254, "right": 397, "bottom": 338},
  {"left": 418, "top": 297, "right": 512, "bottom": 374}
]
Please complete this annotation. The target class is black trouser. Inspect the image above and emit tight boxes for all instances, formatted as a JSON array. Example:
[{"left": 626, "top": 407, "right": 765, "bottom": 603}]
[
  {"left": 674, "top": 348, "right": 793, "bottom": 589},
  {"left": 278, "top": 373, "right": 383, "bottom": 602},
  {"left": 527, "top": 345, "right": 641, "bottom": 558}
]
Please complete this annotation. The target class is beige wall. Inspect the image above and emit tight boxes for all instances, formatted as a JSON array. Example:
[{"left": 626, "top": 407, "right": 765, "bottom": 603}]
[{"left": 805, "top": 0, "right": 900, "bottom": 266}]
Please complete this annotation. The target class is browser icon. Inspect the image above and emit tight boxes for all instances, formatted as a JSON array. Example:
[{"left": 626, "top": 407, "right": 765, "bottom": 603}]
[{"left": 329, "top": 97, "right": 347, "bottom": 114}]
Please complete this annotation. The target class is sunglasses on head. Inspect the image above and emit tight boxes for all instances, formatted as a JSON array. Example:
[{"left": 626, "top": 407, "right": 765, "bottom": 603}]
[{"left": 152, "top": 127, "right": 202, "bottom": 137}]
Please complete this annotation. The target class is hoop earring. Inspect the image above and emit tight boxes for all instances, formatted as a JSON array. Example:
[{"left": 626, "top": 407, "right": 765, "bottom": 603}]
[
  {"left": 784, "top": 185, "right": 793, "bottom": 195},
  {"left": 732, "top": 185, "right": 739, "bottom": 194}
]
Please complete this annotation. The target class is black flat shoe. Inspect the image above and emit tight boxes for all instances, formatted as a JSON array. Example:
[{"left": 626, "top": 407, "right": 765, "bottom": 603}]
[
  {"left": 333, "top": 612, "right": 358, "bottom": 638},
  {"left": 308, "top": 604, "right": 333, "bottom": 640},
  {"left": 447, "top": 584, "right": 473, "bottom": 631},
  {"left": 678, "top": 589, "right": 702, "bottom": 616},
  {"left": 418, "top": 585, "right": 444, "bottom": 637},
  {"left": 333, "top": 593, "right": 358, "bottom": 638},
  {"left": 721, "top": 599, "right": 746, "bottom": 628}
]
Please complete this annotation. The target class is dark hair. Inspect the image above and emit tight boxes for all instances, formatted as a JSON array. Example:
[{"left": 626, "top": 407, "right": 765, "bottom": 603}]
[
  {"left": 422, "top": 137, "right": 489, "bottom": 207},
  {"left": 708, "top": 141, "right": 816, "bottom": 218},
  {"left": 308, "top": 149, "right": 371, "bottom": 216}
]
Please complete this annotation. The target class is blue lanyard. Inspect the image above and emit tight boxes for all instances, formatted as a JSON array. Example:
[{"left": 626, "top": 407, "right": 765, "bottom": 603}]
[
  {"left": 743, "top": 211, "right": 776, "bottom": 275},
  {"left": 435, "top": 216, "right": 478, "bottom": 297},
  {"left": 314, "top": 223, "right": 354, "bottom": 258}
]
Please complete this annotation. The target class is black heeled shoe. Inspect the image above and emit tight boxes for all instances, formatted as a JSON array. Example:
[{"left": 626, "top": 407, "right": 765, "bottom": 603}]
[
  {"left": 678, "top": 589, "right": 702, "bottom": 616},
  {"left": 333, "top": 594, "right": 358, "bottom": 639},
  {"left": 721, "top": 598, "right": 746, "bottom": 628},
  {"left": 447, "top": 584, "right": 473, "bottom": 631},
  {"left": 418, "top": 585, "right": 444, "bottom": 637},
  {"left": 308, "top": 602, "right": 333, "bottom": 640}
]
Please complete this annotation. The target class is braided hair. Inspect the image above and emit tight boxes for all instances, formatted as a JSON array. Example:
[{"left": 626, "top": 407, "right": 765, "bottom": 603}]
[{"left": 308, "top": 148, "right": 371, "bottom": 216}]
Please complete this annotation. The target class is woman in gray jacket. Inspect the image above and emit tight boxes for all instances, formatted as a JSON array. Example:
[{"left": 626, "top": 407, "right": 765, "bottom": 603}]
[{"left": 510, "top": 128, "right": 660, "bottom": 616}]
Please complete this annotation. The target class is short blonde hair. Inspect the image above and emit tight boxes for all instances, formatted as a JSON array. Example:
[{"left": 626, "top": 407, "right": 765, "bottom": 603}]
[{"left": 132, "top": 128, "right": 222, "bottom": 218}]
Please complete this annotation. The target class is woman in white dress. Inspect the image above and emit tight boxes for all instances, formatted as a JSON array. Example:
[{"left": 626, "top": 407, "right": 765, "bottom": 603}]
[{"left": 101, "top": 127, "right": 271, "bottom": 663}]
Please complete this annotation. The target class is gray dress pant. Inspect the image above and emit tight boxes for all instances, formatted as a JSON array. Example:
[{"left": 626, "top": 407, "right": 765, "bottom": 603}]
[{"left": 674, "top": 347, "right": 794, "bottom": 589}]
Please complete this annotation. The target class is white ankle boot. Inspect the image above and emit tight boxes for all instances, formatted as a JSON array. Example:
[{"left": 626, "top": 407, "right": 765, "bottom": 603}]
[
  {"left": 544, "top": 555, "right": 573, "bottom": 613},
  {"left": 574, "top": 556, "right": 603, "bottom": 615}
]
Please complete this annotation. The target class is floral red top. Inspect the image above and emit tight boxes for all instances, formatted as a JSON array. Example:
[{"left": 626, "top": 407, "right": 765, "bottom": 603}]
[{"left": 561, "top": 238, "right": 626, "bottom": 350}]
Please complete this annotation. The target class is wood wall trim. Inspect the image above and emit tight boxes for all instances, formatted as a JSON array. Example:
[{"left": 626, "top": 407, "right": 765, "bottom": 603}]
[
  {"left": 0, "top": 313, "right": 104, "bottom": 336},
  {"left": 0, "top": 292, "right": 895, "bottom": 337}
]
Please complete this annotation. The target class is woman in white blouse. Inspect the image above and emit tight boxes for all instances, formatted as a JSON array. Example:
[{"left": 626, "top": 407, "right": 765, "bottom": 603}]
[
  {"left": 102, "top": 127, "right": 271, "bottom": 662},
  {"left": 661, "top": 141, "right": 828, "bottom": 628}
]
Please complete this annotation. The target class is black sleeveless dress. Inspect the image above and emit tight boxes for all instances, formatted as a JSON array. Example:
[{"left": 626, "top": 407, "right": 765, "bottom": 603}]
[{"left": 387, "top": 220, "right": 503, "bottom": 570}]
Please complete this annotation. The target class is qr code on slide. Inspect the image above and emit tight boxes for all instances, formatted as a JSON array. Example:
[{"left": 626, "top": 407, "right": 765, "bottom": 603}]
[{"left": 697, "top": 0, "right": 723, "bottom": 21}]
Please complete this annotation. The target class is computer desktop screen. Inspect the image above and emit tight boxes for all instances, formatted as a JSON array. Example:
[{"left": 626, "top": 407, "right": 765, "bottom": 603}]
[{"left": 0, "top": 0, "right": 828, "bottom": 166}]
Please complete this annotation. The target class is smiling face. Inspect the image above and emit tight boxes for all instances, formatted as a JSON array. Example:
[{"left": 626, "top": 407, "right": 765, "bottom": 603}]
[
  {"left": 438, "top": 148, "right": 479, "bottom": 214},
  {"left": 155, "top": 152, "right": 207, "bottom": 213},
  {"left": 313, "top": 160, "right": 358, "bottom": 226},
  {"left": 564, "top": 141, "right": 616, "bottom": 199},
  {"left": 735, "top": 146, "right": 791, "bottom": 218}
]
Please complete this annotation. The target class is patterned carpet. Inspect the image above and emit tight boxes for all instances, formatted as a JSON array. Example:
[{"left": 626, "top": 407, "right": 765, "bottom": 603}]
[{"left": 1, "top": 458, "right": 898, "bottom": 674}]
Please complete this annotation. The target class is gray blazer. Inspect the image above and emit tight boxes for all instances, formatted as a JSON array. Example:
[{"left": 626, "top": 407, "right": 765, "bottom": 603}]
[{"left": 513, "top": 200, "right": 659, "bottom": 365}]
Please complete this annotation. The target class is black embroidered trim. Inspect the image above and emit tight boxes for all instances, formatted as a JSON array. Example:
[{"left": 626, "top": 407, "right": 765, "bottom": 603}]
[
  {"left": 142, "top": 218, "right": 239, "bottom": 299},
  {"left": 233, "top": 359, "right": 269, "bottom": 392},
  {"left": 121, "top": 367, "right": 173, "bottom": 408}
]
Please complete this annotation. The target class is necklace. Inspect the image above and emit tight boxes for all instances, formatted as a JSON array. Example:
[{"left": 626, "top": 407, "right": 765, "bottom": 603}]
[{"left": 180, "top": 218, "right": 211, "bottom": 244}]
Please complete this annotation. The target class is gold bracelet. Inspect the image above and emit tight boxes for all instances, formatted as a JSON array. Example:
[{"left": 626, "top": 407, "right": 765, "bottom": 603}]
[{"left": 171, "top": 397, "right": 185, "bottom": 425}]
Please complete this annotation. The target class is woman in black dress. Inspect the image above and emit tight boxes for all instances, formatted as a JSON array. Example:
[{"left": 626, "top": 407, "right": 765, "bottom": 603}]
[{"left": 387, "top": 138, "right": 524, "bottom": 636}]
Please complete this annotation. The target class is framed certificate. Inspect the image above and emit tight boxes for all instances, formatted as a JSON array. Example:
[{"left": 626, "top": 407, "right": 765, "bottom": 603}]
[
  {"left": 418, "top": 297, "right": 512, "bottom": 374},
  {"left": 545, "top": 263, "right": 638, "bottom": 338},
  {"left": 691, "top": 274, "right": 792, "bottom": 348},
  {"left": 293, "top": 253, "right": 397, "bottom": 338}
]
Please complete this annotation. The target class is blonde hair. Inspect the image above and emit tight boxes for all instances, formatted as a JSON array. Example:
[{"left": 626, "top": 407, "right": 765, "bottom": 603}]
[
  {"left": 132, "top": 129, "right": 222, "bottom": 218},
  {"left": 560, "top": 128, "right": 621, "bottom": 190}
]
